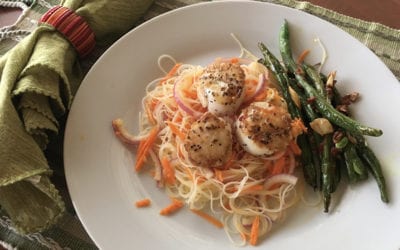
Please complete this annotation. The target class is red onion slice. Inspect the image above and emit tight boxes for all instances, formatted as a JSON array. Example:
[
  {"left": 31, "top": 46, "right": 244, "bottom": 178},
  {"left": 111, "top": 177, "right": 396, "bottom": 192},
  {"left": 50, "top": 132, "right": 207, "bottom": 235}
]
[
  {"left": 244, "top": 73, "right": 266, "bottom": 103},
  {"left": 173, "top": 78, "right": 203, "bottom": 118}
]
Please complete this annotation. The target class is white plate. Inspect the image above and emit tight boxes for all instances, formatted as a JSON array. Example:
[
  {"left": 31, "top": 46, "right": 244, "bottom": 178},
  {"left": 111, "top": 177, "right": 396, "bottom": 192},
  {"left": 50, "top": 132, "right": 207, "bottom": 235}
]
[{"left": 64, "top": 1, "right": 400, "bottom": 249}]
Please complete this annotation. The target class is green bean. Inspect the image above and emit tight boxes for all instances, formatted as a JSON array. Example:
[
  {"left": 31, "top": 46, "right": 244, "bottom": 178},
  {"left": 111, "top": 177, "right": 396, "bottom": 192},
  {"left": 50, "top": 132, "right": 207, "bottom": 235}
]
[
  {"left": 356, "top": 141, "right": 389, "bottom": 202},
  {"left": 288, "top": 80, "right": 318, "bottom": 122},
  {"left": 321, "top": 134, "right": 335, "bottom": 212},
  {"left": 343, "top": 145, "right": 359, "bottom": 183},
  {"left": 259, "top": 20, "right": 388, "bottom": 211},
  {"left": 297, "top": 135, "right": 318, "bottom": 188},
  {"left": 303, "top": 64, "right": 326, "bottom": 98},
  {"left": 343, "top": 143, "right": 368, "bottom": 182},
  {"left": 334, "top": 155, "right": 344, "bottom": 192},
  {"left": 258, "top": 42, "right": 318, "bottom": 188},
  {"left": 351, "top": 150, "right": 368, "bottom": 179},
  {"left": 294, "top": 58, "right": 344, "bottom": 196},
  {"left": 258, "top": 42, "right": 300, "bottom": 119},
  {"left": 325, "top": 69, "right": 388, "bottom": 202},
  {"left": 278, "top": 20, "right": 383, "bottom": 137},
  {"left": 287, "top": 79, "right": 322, "bottom": 189}
]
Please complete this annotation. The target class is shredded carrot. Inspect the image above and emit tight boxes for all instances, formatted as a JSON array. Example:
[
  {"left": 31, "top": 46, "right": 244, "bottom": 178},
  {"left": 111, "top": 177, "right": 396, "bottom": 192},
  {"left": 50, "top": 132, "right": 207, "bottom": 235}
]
[
  {"left": 159, "top": 198, "right": 184, "bottom": 215},
  {"left": 195, "top": 175, "right": 207, "bottom": 184},
  {"left": 159, "top": 63, "right": 182, "bottom": 85},
  {"left": 165, "top": 121, "right": 186, "bottom": 141},
  {"left": 226, "top": 184, "right": 265, "bottom": 195},
  {"left": 291, "top": 118, "right": 307, "bottom": 138},
  {"left": 182, "top": 88, "right": 198, "bottom": 100},
  {"left": 241, "top": 184, "right": 264, "bottom": 195},
  {"left": 135, "top": 140, "right": 146, "bottom": 169},
  {"left": 226, "top": 185, "right": 238, "bottom": 193},
  {"left": 271, "top": 155, "right": 286, "bottom": 175},
  {"left": 191, "top": 103, "right": 207, "bottom": 113},
  {"left": 221, "top": 152, "right": 236, "bottom": 170},
  {"left": 161, "top": 157, "right": 176, "bottom": 185},
  {"left": 289, "top": 140, "right": 302, "bottom": 156},
  {"left": 230, "top": 57, "right": 239, "bottom": 63},
  {"left": 253, "top": 89, "right": 268, "bottom": 102},
  {"left": 249, "top": 216, "right": 260, "bottom": 246},
  {"left": 244, "top": 79, "right": 258, "bottom": 98},
  {"left": 135, "top": 126, "right": 159, "bottom": 172},
  {"left": 172, "top": 112, "right": 183, "bottom": 123},
  {"left": 214, "top": 169, "right": 224, "bottom": 182},
  {"left": 190, "top": 209, "right": 224, "bottom": 228},
  {"left": 297, "top": 49, "right": 311, "bottom": 64},
  {"left": 135, "top": 198, "right": 151, "bottom": 208}
]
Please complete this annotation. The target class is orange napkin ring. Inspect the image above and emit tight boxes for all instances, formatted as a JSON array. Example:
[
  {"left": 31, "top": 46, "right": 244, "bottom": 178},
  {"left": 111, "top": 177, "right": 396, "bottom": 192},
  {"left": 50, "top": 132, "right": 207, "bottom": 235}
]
[{"left": 40, "top": 6, "right": 96, "bottom": 58}]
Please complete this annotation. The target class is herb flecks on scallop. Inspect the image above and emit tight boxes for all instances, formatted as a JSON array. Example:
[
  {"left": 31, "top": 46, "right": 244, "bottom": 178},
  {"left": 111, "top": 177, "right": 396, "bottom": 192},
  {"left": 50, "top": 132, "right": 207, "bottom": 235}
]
[
  {"left": 184, "top": 112, "right": 232, "bottom": 168},
  {"left": 236, "top": 101, "right": 293, "bottom": 156},
  {"left": 197, "top": 60, "right": 245, "bottom": 116}
]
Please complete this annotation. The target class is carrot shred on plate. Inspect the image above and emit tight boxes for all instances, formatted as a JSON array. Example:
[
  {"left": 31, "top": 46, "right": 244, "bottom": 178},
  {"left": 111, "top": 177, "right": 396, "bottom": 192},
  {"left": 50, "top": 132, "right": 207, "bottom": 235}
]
[
  {"left": 291, "top": 118, "right": 308, "bottom": 137},
  {"left": 230, "top": 57, "right": 239, "bottom": 63},
  {"left": 165, "top": 121, "right": 186, "bottom": 141},
  {"left": 159, "top": 198, "right": 184, "bottom": 215},
  {"left": 135, "top": 198, "right": 151, "bottom": 208},
  {"left": 253, "top": 88, "right": 268, "bottom": 102},
  {"left": 135, "top": 126, "right": 159, "bottom": 172},
  {"left": 182, "top": 88, "right": 198, "bottom": 100},
  {"left": 241, "top": 184, "right": 264, "bottom": 195},
  {"left": 161, "top": 157, "right": 176, "bottom": 185},
  {"left": 271, "top": 155, "right": 286, "bottom": 175},
  {"left": 249, "top": 216, "right": 260, "bottom": 246},
  {"left": 289, "top": 140, "right": 302, "bottom": 156},
  {"left": 214, "top": 169, "right": 224, "bottom": 182},
  {"left": 190, "top": 209, "right": 224, "bottom": 228},
  {"left": 159, "top": 63, "right": 182, "bottom": 85},
  {"left": 297, "top": 49, "right": 310, "bottom": 64}
]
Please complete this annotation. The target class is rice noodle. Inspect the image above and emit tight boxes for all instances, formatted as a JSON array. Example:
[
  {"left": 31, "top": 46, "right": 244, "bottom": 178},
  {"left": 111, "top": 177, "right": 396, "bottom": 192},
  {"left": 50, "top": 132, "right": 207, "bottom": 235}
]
[{"left": 119, "top": 55, "right": 302, "bottom": 246}]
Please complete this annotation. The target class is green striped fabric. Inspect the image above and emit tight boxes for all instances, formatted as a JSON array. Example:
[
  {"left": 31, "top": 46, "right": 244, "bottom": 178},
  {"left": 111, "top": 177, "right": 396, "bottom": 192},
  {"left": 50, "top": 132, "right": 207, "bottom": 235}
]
[
  {"left": 265, "top": 0, "right": 400, "bottom": 79},
  {"left": 0, "top": 0, "right": 398, "bottom": 249}
]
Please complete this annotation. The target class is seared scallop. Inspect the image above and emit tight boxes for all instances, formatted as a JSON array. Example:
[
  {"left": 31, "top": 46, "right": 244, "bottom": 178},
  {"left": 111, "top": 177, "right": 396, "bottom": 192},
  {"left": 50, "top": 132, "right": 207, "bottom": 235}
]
[
  {"left": 184, "top": 112, "right": 232, "bottom": 168},
  {"left": 197, "top": 60, "right": 245, "bottom": 116},
  {"left": 236, "top": 101, "right": 292, "bottom": 156}
]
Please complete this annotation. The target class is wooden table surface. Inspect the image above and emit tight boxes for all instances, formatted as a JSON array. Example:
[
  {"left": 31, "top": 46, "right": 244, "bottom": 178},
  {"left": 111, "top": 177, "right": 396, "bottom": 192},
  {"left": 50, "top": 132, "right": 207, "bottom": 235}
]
[{"left": 0, "top": 1, "right": 399, "bottom": 29}]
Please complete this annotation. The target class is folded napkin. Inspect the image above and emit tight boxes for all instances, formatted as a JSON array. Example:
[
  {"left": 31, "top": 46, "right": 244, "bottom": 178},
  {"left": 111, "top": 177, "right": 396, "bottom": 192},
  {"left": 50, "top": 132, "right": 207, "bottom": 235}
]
[{"left": 0, "top": 0, "right": 153, "bottom": 233}]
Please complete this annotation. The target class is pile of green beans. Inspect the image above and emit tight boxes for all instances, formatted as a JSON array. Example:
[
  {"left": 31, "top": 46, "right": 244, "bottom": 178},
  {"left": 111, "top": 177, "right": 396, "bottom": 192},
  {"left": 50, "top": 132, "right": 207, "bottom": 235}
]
[{"left": 258, "top": 20, "right": 389, "bottom": 212}]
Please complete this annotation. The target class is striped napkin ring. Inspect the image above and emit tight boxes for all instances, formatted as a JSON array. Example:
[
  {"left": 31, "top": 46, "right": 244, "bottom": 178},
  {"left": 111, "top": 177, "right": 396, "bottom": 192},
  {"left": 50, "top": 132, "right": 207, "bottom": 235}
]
[{"left": 40, "top": 6, "right": 96, "bottom": 58}]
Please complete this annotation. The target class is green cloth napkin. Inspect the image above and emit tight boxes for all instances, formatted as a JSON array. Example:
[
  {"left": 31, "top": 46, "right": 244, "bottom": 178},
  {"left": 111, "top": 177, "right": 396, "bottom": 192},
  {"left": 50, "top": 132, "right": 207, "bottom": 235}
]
[
  {"left": 0, "top": 0, "right": 154, "bottom": 234},
  {"left": 265, "top": 0, "right": 400, "bottom": 80},
  {"left": 0, "top": 0, "right": 399, "bottom": 249}
]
